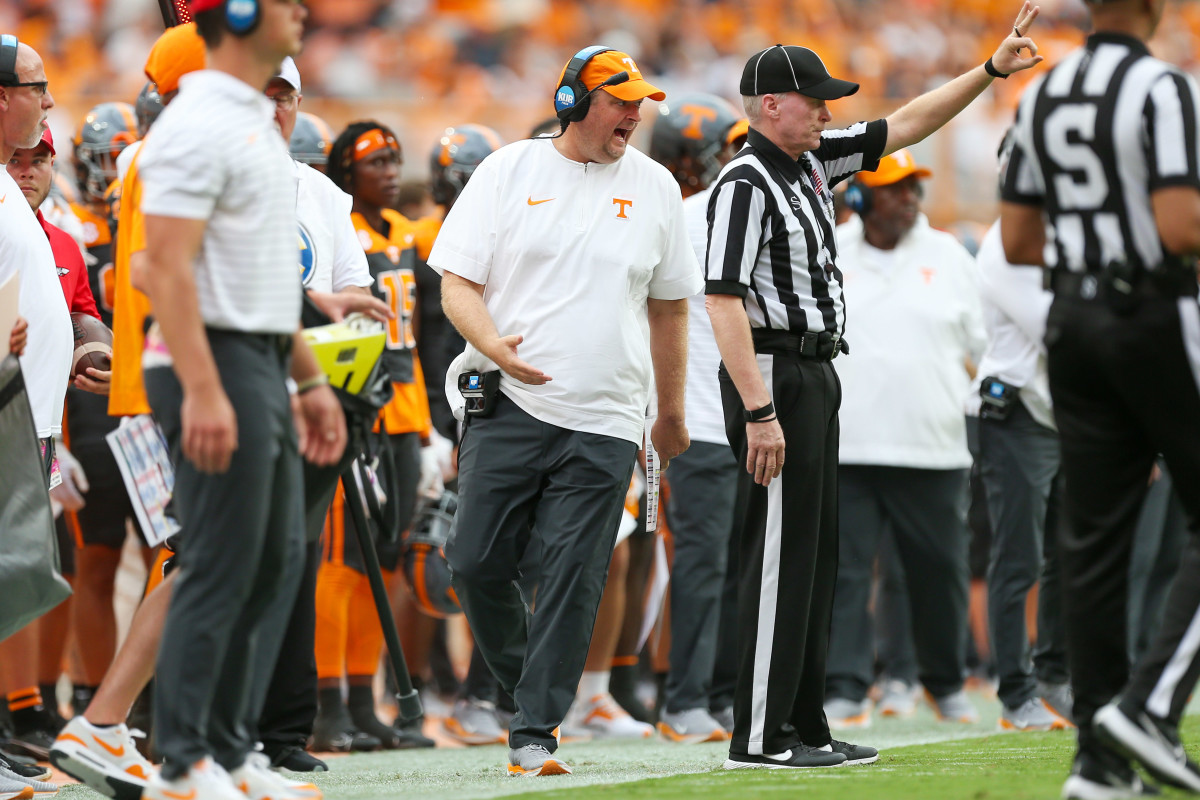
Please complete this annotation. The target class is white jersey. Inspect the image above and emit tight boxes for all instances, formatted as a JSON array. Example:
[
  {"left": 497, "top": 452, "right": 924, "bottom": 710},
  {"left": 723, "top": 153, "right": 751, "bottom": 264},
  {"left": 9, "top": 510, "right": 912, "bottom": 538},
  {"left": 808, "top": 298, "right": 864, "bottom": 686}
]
[
  {"left": 294, "top": 161, "right": 371, "bottom": 293},
  {"left": 682, "top": 187, "right": 727, "bottom": 445}
]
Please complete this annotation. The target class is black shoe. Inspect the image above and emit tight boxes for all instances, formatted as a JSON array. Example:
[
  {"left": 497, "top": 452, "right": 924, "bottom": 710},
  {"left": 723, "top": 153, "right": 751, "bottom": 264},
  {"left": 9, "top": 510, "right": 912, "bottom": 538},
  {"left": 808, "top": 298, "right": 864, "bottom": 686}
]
[
  {"left": 392, "top": 717, "right": 435, "bottom": 749},
  {"left": 1095, "top": 703, "right": 1200, "bottom": 792},
  {"left": 609, "top": 665, "right": 652, "bottom": 724},
  {"left": 5, "top": 728, "right": 55, "bottom": 761},
  {"left": 266, "top": 745, "right": 328, "bottom": 773},
  {"left": 828, "top": 739, "right": 879, "bottom": 765},
  {"left": 309, "top": 704, "right": 382, "bottom": 753},
  {"left": 0, "top": 749, "right": 50, "bottom": 781},
  {"left": 0, "top": 749, "right": 35, "bottom": 768},
  {"left": 1062, "top": 743, "right": 1160, "bottom": 799},
  {"left": 723, "top": 745, "right": 847, "bottom": 770}
]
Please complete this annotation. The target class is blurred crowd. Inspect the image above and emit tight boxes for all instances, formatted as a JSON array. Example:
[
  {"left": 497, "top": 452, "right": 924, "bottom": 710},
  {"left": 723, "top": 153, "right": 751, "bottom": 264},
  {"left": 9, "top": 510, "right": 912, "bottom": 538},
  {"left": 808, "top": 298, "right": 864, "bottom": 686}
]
[{"left": 8, "top": 0, "right": 1200, "bottom": 225}]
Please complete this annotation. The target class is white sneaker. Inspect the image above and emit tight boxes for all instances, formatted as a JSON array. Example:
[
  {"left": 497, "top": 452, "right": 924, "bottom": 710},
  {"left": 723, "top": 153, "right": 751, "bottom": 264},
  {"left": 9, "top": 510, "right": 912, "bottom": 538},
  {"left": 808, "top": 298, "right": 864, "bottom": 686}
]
[
  {"left": 142, "top": 757, "right": 246, "bottom": 800},
  {"left": 824, "top": 697, "right": 872, "bottom": 729},
  {"left": 1000, "top": 698, "right": 1072, "bottom": 732},
  {"left": 657, "top": 708, "right": 730, "bottom": 743},
  {"left": 575, "top": 694, "right": 654, "bottom": 739},
  {"left": 442, "top": 699, "right": 508, "bottom": 746},
  {"left": 926, "top": 689, "right": 981, "bottom": 724},
  {"left": 231, "top": 753, "right": 322, "bottom": 800},
  {"left": 876, "top": 680, "right": 919, "bottom": 718},
  {"left": 0, "top": 767, "right": 56, "bottom": 797},
  {"left": 0, "top": 776, "right": 32, "bottom": 800},
  {"left": 50, "top": 717, "right": 154, "bottom": 800}
]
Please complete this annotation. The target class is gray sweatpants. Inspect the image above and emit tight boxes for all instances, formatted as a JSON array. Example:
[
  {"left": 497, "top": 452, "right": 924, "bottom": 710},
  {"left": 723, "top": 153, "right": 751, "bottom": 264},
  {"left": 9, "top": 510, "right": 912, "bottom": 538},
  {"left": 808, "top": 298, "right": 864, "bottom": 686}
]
[
  {"left": 447, "top": 396, "right": 637, "bottom": 752},
  {"left": 663, "top": 440, "right": 738, "bottom": 714},
  {"left": 978, "top": 401, "right": 1068, "bottom": 708},
  {"left": 146, "top": 331, "right": 305, "bottom": 778}
]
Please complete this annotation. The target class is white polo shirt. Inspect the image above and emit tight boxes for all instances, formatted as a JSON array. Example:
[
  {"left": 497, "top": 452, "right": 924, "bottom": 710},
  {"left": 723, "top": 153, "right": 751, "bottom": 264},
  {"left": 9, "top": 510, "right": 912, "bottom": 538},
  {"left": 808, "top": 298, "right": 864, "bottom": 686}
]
[
  {"left": 0, "top": 169, "right": 72, "bottom": 438},
  {"left": 835, "top": 213, "right": 986, "bottom": 469},
  {"left": 966, "top": 222, "right": 1055, "bottom": 430},
  {"left": 683, "top": 187, "right": 727, "bottom": 446},
  {"left": 138, "top": 70, "right": 300, "bottom": 334},
  {"left": 429, "top": 138, "right": 701, "bottom": 446},
  {"left": 295, "top": 161, "right": 371, "bottom": 293}
]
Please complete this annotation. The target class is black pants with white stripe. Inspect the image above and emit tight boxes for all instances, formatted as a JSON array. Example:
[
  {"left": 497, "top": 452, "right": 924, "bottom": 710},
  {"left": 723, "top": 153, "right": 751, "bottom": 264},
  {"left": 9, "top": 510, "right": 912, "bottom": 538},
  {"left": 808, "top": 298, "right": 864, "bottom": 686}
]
[
  {"left": 1046, "top": 292, "right": 1200, "bottom": 752},
  {"left": 720, "top": 355, "right": 840, "bottom": 756}
]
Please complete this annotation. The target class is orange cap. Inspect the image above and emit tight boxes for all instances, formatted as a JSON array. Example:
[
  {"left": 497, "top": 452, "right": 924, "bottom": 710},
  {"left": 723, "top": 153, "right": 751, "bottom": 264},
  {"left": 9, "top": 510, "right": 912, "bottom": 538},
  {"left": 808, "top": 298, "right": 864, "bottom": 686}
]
[
  {"left": 726, "top": 118, "right": 750, "bottom": 148},
  {"left": 558, "top": 49, "right": 666, "bottom": 106},
  {"left": 855, "top": 148, "right": 932, "bottom": 188},
  {"left": 144, "top": 22, "right": 206, "bottom": 96}
]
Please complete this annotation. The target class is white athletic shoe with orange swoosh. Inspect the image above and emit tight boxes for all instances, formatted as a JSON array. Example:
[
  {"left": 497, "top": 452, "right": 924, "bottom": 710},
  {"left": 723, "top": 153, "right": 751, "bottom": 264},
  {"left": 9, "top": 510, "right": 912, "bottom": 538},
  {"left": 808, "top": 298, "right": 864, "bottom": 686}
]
[
  {"left": 50, "top": 717, "right": 154, "bottom": 800},
  {"left": 141, "top": 757, "right": 246, "bottom": 800},
  {"left": 230, "top": 753, "right": 321, "bottom": 800}
]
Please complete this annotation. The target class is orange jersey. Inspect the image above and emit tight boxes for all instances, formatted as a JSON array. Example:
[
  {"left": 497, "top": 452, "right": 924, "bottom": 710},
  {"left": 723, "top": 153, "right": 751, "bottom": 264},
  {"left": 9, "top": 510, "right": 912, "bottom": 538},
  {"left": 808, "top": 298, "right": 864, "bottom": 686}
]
[
  {"left": 410, "top": 215, "right": 441, "bottom": 262},
  {"left": 107, "top": 149, "right": 153, "bottom": 417},
  {"left": 352, "top": 209, "right": 431, "bottom": 437}
]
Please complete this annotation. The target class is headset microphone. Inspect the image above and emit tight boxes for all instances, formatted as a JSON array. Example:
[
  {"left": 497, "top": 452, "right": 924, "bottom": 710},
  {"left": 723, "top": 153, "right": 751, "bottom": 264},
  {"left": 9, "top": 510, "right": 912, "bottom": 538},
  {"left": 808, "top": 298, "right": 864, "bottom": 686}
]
[{"left": 538, "top": 71, "right": 632, "bottom": 140}]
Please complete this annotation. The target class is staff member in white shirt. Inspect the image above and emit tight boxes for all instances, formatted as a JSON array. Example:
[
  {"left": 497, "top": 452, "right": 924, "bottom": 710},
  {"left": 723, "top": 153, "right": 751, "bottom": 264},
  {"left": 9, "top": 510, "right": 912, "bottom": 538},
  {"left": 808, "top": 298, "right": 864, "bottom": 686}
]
[
  {"left": 133, "top": 2, "right": 345, "bottom": 799},
  {"left": 823, "top": 150, "right": 987, "bottom": 728},
  {"left": 430, "top": 45, "right": 699, "bottom": 777},
  {"left": 0, "top": 34, "right": 70, "bottom": 484}
]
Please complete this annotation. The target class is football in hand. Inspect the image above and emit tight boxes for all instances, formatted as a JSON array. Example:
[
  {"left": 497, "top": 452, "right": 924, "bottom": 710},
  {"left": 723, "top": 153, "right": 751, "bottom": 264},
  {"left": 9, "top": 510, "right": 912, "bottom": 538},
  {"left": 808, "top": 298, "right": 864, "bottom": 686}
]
[{"left": 70, "top": 312, "right": 113, "bottom": 380}]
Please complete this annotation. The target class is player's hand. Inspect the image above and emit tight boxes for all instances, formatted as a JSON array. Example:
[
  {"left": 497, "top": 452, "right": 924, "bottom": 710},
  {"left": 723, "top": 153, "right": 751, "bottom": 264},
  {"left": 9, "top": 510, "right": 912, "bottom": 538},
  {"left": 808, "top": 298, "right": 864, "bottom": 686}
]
[
  {"left": 992, "top": 1, "right": 1044, "bottom": 76},
  {"left": 417, "top": 444, "right": 445, "bottom": 498},
  {"left": 651, "top": 415, "right": 690, "bottom": 468},
  {"left": 745, "top": 417, "right": 785, "bottom": 486},
  {"left": 490, "top": 334, "right": 551, "bottom": 385},
  {"left": 299, "top": 384, "right": 347, "bottom": 466},
  {"left": 74, "top": 366, "right": 112, "bottom": 395},
  {"left": 9, "top": 316, "right": 27, "bottom": 356},
  {"left": 49, "top": 442, "right": 89, "bottom": 512},
  {"left": 308, "top": 290, "right": 394, "bottom": 324},
  {"left": 182, "top": 383, "right": 238, "bottom": 474}
]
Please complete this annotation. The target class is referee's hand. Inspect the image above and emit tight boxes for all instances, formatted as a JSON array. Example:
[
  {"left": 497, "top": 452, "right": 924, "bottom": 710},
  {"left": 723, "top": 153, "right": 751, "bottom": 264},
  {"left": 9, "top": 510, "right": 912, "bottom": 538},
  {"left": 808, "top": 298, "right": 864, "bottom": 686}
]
[
  {"left": 992, "top": 1, "right": 1044, "bottom": 76},
  {"left": 746, "top": 418, "right": 785, "bottom": 487}
]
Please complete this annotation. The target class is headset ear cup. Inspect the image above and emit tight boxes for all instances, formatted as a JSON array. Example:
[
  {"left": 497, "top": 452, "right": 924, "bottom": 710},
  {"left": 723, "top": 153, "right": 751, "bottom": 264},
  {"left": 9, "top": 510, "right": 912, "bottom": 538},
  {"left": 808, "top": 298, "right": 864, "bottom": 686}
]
[
  {"left": 845, "top": 181, "right": 872, "bottom": 216},
  {"left": 224, "top": 0, "right": 260, "bottom": 36}
]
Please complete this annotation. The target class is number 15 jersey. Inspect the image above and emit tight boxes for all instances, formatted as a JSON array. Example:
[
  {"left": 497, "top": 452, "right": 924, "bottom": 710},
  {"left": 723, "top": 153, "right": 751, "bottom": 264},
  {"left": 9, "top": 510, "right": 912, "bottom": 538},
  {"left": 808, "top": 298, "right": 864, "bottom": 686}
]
[{"left": 352, "top": 208, "right": 431, "bottom": 437}]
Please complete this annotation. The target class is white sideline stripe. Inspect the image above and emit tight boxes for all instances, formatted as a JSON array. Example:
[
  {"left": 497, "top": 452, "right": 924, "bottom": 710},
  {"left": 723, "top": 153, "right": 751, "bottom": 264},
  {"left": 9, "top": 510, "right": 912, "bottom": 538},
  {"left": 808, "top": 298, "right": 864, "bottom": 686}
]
[
  {"left": 748, "top": 356, "right": 779, "bottom": 757},
  {"left": 1146, "top": 299, "right": 1200, "bottom": 718}
]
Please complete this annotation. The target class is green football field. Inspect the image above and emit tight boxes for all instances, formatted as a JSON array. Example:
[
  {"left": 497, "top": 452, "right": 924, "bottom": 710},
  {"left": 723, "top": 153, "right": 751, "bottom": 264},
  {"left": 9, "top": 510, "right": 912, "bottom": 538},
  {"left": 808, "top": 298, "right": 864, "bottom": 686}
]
[{"left": 55, "top": 694, "right": 1198, "bottom": 800}]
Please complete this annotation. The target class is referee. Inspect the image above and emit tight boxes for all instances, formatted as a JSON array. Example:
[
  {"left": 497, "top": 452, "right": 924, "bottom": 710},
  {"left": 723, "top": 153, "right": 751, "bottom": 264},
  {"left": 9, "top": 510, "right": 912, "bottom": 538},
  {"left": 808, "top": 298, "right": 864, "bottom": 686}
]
[
  {"left": 1000, "top": 0, "right": 1200, "bottom": 796},
  {"left": 707, "top": 5, "right": 1042, "bottom": 771}
]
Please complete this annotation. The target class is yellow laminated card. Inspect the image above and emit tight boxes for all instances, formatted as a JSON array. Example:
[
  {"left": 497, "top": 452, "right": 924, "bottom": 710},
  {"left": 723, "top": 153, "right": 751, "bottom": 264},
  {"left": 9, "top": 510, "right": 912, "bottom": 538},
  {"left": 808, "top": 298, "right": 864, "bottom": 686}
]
[{"left": 301, "top": 314, "right": 386, "bottom": 395}]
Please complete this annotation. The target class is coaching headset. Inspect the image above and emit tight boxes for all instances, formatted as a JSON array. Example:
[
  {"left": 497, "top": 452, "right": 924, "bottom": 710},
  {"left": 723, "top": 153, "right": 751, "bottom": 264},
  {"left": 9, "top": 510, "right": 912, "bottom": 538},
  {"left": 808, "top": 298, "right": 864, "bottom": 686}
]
[
  {"left": 843, "top": 178, "right": 873, "bottom": 217},
  {"left": 0, "top": 35, "right": 20, "bottom": 86},
  {"left": 553, "top": 45, "right": 631, "bottom": 125}
]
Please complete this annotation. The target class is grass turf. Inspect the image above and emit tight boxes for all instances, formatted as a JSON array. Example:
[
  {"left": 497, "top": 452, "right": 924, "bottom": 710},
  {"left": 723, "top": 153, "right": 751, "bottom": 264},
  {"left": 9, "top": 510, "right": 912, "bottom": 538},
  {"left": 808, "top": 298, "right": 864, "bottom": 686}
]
[{"left": 55, "top": 703, "right": 1200, "bottom": 799}]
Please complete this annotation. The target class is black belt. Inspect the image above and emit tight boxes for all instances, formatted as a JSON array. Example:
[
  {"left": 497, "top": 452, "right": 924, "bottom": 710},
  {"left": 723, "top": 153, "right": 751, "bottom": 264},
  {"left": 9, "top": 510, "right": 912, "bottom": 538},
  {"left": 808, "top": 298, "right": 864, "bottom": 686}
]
[
  {"left": 1050, "top": 268, "right": 1198, "bottom": 300},
  {"left": 205, "top": 327, "right": 293, "bottom": 359},
  {"left": 751, "top": 329, "right": 845, "bottom": 361}
]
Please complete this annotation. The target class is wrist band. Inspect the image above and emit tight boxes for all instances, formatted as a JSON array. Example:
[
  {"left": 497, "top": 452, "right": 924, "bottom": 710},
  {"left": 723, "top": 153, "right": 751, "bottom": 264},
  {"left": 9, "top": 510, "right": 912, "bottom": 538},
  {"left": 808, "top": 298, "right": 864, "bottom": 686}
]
[
  {"left": 984, "top": 58, "right": 1009, "bottom": 79},
  {"left": 296, "top": 373, "right": 329, "bottom": 394},
  {"left": 743, "top": 401, "right": 775, "bottom": 422}
]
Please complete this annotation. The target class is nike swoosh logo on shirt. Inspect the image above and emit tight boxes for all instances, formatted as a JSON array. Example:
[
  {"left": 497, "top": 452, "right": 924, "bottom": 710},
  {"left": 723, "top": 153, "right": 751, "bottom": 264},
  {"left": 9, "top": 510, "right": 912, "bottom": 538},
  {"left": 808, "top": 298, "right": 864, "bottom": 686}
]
[
  {"left": 527, "top": 197, "right": 554, "bottom": 206},
  {"left": 160, "top": 790, "right": 196, "bottom": 800}
]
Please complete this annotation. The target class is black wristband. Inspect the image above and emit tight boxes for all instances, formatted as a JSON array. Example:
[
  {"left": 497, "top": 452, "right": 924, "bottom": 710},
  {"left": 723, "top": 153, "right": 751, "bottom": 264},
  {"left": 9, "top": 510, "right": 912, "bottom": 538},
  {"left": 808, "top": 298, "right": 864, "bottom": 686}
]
[
  {"left": 743, "top": 402, "right": 775, "bottom": 422},
  {"left": 984, "top": 58, "right": 1009, "bottom": 79}
]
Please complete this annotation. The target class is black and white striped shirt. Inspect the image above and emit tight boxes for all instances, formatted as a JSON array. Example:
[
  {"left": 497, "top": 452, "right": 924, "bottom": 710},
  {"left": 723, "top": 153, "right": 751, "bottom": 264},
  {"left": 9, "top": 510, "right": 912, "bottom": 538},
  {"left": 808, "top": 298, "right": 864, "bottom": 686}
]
[
  {"left": 705, "top": 124, "right": 887, "bottom": 337},
  {"left": 1002, "top": 33, "right": 1200, "bottom": 274}
]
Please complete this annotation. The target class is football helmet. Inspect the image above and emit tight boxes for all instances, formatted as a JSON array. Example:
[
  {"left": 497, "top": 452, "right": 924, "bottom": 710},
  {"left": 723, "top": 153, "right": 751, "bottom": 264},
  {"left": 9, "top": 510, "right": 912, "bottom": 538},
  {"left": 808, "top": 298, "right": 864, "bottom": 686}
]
[
  {"left": 74, "top": 102, "right": 138, "bottom": 202},
  {"left": 289, "top": 111, "right": 335, "bottom": 167},
  {"left": 429, "top": 124, "right": 503, "bottom": 207},
  {"left": 135, "top": 82, "right": 163, "bottom": 138},
  {"left": 650, "top": 92, "right": 741, "bottom": 192},
  {"left": 401, "top": 491, "right": 461, "bottom": 618}
]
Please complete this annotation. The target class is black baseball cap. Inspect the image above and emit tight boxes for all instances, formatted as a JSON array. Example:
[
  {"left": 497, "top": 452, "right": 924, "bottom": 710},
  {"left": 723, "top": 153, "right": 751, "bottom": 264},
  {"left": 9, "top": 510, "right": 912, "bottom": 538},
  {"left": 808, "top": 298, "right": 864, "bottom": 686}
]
[{"left": 740, "top": 45, "right": 859, "bottom": 100}]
